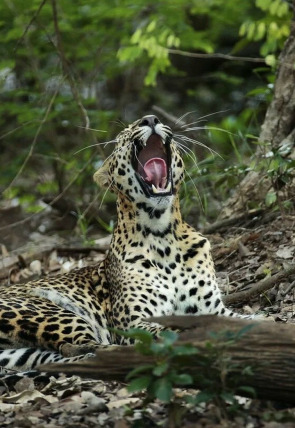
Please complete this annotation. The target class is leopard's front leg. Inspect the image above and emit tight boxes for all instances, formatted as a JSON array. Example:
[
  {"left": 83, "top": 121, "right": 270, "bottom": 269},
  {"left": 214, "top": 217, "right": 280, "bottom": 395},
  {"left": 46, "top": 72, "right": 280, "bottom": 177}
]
[{"left": 109, "top": 270, "right": 177, "bottom": 343}]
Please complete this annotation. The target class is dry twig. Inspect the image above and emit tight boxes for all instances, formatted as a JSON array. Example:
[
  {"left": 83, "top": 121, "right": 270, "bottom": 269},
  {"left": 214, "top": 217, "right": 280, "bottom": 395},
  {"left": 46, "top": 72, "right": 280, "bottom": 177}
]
[{"left": 224, "top": 264, "right": 295, "bottom": 304}]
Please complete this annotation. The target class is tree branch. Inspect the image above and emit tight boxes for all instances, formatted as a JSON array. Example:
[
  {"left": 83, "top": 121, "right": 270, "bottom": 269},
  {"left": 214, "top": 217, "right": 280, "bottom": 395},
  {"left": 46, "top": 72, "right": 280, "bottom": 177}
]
[
  {"left": 51, "top": 0, "right": 90, "bottom": 130},
  {"left": 167, "top": 48, "right": 266, "bottom": 63},
  {"left": 14, "top": 0, "right": 47, "bottom": 53},
  {"left": 223, "top": 264, "right": 295, "bottom": 304}
]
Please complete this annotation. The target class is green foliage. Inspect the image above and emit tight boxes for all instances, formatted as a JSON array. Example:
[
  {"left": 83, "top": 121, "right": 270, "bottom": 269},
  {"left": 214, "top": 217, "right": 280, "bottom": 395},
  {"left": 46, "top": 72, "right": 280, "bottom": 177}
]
[
  {"left": 76, "top": 212, "right": 95, "bottom": 246},
  {"left": 253, "top": 145, "right": 295, "bottom": 210},
  {"left": 0, "top": 0, "right": 293, "bottom": 228},
  {"left": 239, "top": 0, "right": 291, "bottom": 66},
  {"left": 123, "top": 329, "right": 196, "bottom": 403},
  {"left": 118, "top": 19, "right": 180, "bottom": 86},
  {"left": 263, "top": 409, "right": 295, "bottom": 423},
  {"left": 117, "top": 0, "right": 260, "bottom": 85},
  {"left": 118, "top": 325, "right": 255, "bottom": 423}
]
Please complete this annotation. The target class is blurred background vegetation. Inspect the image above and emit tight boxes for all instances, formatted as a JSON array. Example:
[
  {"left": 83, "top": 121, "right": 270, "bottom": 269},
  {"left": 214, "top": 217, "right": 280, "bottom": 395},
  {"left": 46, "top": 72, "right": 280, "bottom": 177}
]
[{"left": 0, "top": 0, "right": 292, "bottom": 247}]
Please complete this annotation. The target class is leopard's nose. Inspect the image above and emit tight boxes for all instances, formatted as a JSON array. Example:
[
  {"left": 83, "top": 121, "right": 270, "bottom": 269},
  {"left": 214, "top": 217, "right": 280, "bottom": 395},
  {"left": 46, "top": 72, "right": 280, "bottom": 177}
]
[{"left": 139, "top": 115, "right": 161, "bottom": 128}]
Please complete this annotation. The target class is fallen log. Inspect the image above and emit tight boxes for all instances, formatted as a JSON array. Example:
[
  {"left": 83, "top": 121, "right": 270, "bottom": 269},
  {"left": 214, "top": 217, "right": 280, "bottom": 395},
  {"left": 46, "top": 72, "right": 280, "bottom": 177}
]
[{"left": 40, "top": 315, "right": 295, "bottom": 404}]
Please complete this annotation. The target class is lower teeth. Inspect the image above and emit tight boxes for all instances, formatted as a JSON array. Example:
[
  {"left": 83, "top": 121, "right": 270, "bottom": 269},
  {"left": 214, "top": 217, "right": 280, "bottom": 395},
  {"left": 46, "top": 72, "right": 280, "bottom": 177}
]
[{"left": 151, "top": 182, "right": 171, "bottom": 194}]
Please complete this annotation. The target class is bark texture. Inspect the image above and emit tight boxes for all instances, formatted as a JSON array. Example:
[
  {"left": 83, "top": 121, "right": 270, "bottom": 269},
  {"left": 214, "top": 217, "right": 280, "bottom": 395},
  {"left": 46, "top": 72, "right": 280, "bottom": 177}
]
[
  {"left": 41, "top": 315, "right": 295, "bottom": 404},
  {"left": 221, "top": 12, "right": 295, "bottom": 218}
]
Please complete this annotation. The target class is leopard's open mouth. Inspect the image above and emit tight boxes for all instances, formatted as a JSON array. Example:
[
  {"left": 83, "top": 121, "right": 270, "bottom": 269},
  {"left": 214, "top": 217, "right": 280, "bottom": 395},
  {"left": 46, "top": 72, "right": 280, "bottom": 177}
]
[{"left": 132, "top": 134, "right": 173, "bottom": 197}]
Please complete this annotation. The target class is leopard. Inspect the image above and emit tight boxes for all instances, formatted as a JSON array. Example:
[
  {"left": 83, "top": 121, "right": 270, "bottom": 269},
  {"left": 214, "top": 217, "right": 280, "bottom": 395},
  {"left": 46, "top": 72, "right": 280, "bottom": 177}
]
[{"left": 0, "top": 115, "right": 251, "bottom": 374}]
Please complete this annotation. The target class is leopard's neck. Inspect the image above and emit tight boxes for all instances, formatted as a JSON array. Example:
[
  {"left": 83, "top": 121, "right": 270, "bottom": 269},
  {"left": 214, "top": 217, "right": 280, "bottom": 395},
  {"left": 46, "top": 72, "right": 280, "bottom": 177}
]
[{"left": 107, "top": 194, "right": 185, "bottom": 259}]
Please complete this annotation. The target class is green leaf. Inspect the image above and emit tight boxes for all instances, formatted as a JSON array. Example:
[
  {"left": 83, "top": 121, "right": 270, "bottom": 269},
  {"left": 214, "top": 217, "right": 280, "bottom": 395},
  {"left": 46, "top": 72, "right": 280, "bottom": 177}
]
[
  {"left": 172, "top": 345, "right": 199, "bottom": 356},
  {"left": 242, "top": 366, "right": 254, "bottom": 376},
  {"left": 193, "top": 391, "right": 214, "bottom": 405},
  {"left": 126, "top": 364, "right": 154, "bottom": 380},
  {"left": 150, "top": 342, "right": 166, "bottom": 355},
  {"left": 239, "top": 22, "right": 247, "bottom": 37},
  {"left": 117, "top": 46, "right": 142, "bottom": 62},
  {"left": 265, "top": 191, "right": 277, "bottom": 207},
  {"left": 131, "top": 28, "right": 142, "bottom": 44},
  {"left": 238, "top": 385, "right": 256, "bottom": 397},
  {"left": 115, "top": 327, "right": 153, "bottom": 342},
  {"left": 152, "top": 378, "right": 173, "bottom": 402},
  {"left": 159, "top": 330, "right": 178, "bottom": 346},
  {"left": 153, "top": 361, "right": 169, "bottom": 376},
  {"left": 235, "top": 324, "right": 256, "bottom": 340},
  {"left": 220, "top": 391, "right": 236, "bottom": 403},
  {"left": 171, "top": 373, "right": 193, "bottom": 386},
  {"left": 128, "top": 375, "right": 151, "bottom": 392},
  {"left": 256, "top": 0, "right": 272, "bottom": 11},
  {"left": 146, "top": 20, "right": 156, "bottom": 33},
  {"left": 247, "top": 21, "right": 256, "bottom": 40},
  {"left": 265, "top": 54, "right": 276, "bottom": 67}
]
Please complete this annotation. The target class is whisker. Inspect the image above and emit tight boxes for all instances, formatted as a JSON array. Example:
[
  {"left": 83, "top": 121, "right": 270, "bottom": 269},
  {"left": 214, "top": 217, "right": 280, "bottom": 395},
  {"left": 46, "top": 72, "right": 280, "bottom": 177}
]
[
  {"left": 98, "top": 178, "right": 115, "bottom": 211},
  {"left": 183, "top": 168, "right": 204, "bottom": 213},
  {"left": 110, "top": 119, "right": 127, "bottom": 129},
  {"left": 75, "top": 125, "right": 107, "bottom": 133},
  {"left": 180, "top": 120, "right": 208, "bottom": 129},
  {"left": 179, "top": 109, "right": 230, "bottom": 128},
  {"left": 182, "top": 125, "right": 236, "bottom": 137},
  {"left": 134, "top": 148, "right": 145, "bottom": 171},
  {"left": 73, "top": 140, "right": 117, "bottom": 155},
  {"left": 175, "top": 134, "right": 223, "bottom": 159},
  {"left": 174, "top": 139, "right": 200, "bottom": 171},
  {"left": 175, "top": 110, "right": 199, "bottom": 126}
]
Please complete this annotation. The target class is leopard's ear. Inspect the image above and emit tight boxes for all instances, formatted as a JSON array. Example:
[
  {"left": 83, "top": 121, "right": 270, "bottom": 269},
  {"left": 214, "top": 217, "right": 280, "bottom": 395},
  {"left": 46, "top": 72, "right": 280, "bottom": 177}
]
[{"left": 93, "top": 161, "right": 109, "bottom": 188}]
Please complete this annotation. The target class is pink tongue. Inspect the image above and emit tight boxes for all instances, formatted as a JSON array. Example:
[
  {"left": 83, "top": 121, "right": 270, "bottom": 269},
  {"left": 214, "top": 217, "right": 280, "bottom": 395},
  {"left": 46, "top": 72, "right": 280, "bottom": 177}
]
[{"left": 144, "top": 158, "right": 167, "bottom": 189}]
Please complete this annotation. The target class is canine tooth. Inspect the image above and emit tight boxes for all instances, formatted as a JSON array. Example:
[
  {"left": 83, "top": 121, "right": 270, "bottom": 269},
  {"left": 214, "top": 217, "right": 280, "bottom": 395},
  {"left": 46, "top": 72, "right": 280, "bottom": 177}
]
[
  {"left": 166, "top": 182, "right": 171, "bottom": 192},
  {"left": 152, "top": 184, "right": 160, "bottom": 194}
]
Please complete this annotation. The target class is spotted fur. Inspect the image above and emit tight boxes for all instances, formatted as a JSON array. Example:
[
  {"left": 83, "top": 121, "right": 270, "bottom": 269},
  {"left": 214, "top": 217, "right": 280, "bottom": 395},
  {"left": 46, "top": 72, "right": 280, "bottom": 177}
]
[{"left": 0, "top": 115, "right": 247, "bottom": 372}]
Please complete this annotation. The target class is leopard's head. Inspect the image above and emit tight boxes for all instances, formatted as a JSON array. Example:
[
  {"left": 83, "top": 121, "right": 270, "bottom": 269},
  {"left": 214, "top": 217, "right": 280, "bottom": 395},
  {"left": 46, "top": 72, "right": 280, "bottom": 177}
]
[{"left": 94, "top": 115, "right": 185, "bottom": 207}]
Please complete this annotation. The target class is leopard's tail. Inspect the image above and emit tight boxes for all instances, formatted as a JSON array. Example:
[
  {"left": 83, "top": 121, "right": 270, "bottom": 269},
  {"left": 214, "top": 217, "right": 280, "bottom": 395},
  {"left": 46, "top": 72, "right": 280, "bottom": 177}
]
[{"left": 0, "top": 348, "right": 94, "bottom": 389}]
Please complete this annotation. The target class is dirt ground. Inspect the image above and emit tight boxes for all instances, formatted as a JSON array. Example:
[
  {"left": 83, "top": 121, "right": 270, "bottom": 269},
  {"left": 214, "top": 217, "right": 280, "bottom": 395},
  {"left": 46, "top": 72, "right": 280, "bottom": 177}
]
[{"left": 0, "top": 207, "right": 295, "bottom": 427}]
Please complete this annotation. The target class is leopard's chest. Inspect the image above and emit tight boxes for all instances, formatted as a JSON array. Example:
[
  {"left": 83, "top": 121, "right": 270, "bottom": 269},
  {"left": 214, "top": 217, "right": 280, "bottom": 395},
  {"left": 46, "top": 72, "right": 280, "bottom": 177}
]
[{"left": 138, "top": 259, "right": 208, "bottom": 316}]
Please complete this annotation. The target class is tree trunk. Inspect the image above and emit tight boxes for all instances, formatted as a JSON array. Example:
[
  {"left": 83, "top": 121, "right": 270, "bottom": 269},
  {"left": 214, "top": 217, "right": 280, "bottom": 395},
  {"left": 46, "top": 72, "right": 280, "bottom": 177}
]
[
  {"left": 40, "top": 315, "right": 295, "bottom": 404},
  {"left": 221, "top": 10, "right": 295, "bottom": 218}
]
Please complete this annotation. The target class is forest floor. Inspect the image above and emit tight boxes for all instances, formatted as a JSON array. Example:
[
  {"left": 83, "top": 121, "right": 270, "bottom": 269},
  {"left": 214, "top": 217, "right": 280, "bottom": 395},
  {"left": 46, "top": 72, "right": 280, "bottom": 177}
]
[{"left": 0, "top": 205, "right": 295, "bottom": 427}]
